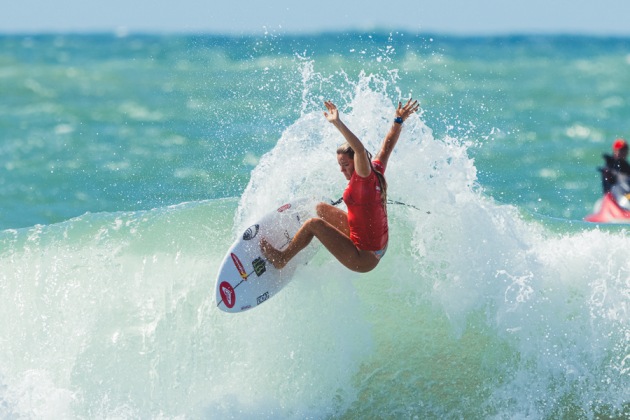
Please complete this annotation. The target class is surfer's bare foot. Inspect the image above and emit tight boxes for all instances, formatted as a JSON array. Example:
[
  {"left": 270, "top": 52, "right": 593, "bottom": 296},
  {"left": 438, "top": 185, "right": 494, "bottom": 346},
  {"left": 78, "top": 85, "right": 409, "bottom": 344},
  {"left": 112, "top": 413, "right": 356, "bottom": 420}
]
[{"left": 260, "top": 238, "right": 288, "bottom": 270}]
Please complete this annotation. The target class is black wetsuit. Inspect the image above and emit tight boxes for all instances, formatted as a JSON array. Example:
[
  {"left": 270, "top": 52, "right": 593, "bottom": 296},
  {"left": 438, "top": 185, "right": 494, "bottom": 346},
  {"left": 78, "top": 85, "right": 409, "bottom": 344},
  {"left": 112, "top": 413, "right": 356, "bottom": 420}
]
[{"left": 601, "top": 154, "right": 630, "bottom": 193}]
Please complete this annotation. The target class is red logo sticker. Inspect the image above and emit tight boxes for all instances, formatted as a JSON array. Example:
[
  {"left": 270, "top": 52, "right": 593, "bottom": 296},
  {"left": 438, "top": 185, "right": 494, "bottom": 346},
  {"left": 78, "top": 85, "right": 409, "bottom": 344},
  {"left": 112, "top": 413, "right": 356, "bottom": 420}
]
[
  {"left": 219, "top": 282, "right": 235, "bottom": 308},
  {"left": 277, "top": 204, "right": 291, "bottom": 212},
  {"left": 231, "top": 253, "right": 248, "bottom": 281}
]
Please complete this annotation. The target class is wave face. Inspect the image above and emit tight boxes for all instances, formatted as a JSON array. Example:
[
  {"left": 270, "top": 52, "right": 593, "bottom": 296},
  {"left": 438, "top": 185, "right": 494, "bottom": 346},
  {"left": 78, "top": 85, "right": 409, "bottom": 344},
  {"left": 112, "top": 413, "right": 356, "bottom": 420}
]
[{"left": 3, "top": 70, "right": 630, "bottom": 420}]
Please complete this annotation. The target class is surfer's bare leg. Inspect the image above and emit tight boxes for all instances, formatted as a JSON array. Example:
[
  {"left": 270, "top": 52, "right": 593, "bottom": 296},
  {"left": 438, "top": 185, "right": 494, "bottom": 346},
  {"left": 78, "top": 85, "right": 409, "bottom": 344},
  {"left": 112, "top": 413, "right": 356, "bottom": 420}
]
[
  {"left": 316, "top": 202, "right": 350, "bottom": 237},
  {"left": 260, "top": 202, "right": 349, "bottom": 269},
  {"left": 260, "top": 217, "right": 378, "bottom": 273}
]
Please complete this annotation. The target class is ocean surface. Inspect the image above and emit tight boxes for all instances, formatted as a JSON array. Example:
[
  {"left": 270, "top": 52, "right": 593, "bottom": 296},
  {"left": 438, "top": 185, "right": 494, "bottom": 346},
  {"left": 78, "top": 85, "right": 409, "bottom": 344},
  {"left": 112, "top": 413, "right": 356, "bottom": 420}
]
[{"left": 1, "top": 32, "right": 630, "bottom": 419}]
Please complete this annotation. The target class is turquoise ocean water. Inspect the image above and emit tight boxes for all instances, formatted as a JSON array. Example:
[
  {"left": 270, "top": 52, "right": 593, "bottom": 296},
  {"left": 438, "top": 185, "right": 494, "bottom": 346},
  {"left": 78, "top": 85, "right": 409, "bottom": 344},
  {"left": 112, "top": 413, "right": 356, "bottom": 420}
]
[{"left": 1, "top": 33, "right": 630, "bottom": 418}]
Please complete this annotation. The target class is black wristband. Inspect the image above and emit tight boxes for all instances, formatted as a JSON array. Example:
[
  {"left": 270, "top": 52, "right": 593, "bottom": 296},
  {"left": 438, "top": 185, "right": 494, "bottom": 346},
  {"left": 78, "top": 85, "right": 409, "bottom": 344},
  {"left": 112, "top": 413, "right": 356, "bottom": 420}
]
[{"left": 394, "top": 117, "right": 403, "bottom": 125}]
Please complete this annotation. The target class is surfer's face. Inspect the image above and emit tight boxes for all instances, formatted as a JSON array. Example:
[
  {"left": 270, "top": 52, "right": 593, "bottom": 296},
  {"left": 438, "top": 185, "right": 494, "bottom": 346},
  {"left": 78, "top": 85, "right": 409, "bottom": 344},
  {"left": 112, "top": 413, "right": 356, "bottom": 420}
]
[{"left": 337, "top": 153, "right": 354, "bottom": 180}]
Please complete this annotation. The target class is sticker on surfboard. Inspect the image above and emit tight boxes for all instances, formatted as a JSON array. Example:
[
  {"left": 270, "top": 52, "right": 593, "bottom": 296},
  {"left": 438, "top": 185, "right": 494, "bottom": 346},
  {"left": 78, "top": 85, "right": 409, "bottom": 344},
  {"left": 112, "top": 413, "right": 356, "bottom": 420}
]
[
  {"left": 231, "top": 253, "right": 248, "bottom": 281},
  {"left": 243, "top": 225, "right": 259, "bottom": 241},
  {"left": 219, "top": 282, "right": 236, "bottom": 309}
]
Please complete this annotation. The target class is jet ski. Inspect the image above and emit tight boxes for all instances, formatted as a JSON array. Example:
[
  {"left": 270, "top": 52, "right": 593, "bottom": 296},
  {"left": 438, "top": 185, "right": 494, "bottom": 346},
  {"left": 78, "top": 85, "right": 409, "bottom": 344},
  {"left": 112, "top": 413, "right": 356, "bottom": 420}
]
[
  {"left": 586, "top": 141, "right": 630, "bottom": 223},
  {"left": 584, "top": 188, "right": 630, "bottom": 223}
]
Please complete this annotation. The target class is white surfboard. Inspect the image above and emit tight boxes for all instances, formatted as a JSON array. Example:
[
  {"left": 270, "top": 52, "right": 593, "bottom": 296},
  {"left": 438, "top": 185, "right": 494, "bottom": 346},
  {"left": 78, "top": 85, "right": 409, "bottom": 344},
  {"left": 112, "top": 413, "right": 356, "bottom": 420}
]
[{"left": 215, "top": 197, "right": 328, "bottom": 313}]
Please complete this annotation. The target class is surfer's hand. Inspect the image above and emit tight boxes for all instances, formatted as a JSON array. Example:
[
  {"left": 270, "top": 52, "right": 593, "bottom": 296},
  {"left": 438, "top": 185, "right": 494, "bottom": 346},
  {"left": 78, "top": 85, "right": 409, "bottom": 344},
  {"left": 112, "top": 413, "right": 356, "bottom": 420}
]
[
  {"left": 396, "top": 98, "right": 419, "bottom": 122},
  {"left": 323, "top": 101, "right": 340, "bottom": 124}
]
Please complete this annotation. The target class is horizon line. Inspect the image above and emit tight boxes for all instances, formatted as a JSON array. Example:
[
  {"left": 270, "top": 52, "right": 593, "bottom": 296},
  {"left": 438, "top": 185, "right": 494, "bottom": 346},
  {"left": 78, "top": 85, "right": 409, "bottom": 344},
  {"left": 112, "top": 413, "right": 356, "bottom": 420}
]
[{"left": 2, "top": 29, "right": 630, "bottom": 39}]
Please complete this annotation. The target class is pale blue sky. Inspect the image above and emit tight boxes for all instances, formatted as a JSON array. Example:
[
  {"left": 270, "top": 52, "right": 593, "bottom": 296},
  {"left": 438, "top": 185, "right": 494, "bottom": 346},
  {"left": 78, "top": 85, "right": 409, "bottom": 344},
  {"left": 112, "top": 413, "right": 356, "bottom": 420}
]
[{"left": 1, "top": 0, "right": 629, "bottom": 35}]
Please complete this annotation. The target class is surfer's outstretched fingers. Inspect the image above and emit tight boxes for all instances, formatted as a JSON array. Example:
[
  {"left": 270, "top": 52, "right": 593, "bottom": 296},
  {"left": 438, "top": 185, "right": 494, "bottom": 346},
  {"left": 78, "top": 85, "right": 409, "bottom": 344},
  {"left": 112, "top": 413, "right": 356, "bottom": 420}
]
[
  {"left": 323, "top": 101, "right": 339, "bottom": 123},
  {"left": 398, "top": 98, "right": 419, "bottom": 121}
]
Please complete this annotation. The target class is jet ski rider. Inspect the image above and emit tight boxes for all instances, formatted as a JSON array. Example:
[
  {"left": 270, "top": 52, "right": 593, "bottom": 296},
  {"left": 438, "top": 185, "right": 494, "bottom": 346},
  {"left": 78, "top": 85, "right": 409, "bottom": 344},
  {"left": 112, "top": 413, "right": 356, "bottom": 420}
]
[{"left": 600, "top": 138, "right": 630, "bottom": 194}]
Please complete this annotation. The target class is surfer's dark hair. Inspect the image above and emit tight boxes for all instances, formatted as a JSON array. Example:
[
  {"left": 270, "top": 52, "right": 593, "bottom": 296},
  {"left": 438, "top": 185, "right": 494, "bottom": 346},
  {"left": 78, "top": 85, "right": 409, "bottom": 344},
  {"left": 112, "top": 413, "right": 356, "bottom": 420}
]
[{"left": 336, "top": 142, "right": 388, "bottom": 210}]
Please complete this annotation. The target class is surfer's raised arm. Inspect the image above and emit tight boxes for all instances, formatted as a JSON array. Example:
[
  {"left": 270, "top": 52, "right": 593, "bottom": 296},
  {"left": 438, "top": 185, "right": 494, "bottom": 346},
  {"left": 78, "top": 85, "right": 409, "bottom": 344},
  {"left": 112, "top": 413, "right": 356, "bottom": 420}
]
[
  {"left": 375, "top": 98, "right": 419, "bottom": 171},
  {"left": 323, "top": 101, "right": 371, "bottom": 178}
]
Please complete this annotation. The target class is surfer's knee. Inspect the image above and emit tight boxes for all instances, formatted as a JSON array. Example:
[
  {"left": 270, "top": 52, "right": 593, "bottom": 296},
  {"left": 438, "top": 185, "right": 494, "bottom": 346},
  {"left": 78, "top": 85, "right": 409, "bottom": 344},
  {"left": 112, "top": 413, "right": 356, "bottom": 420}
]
[
  {"left": 305, "top": 217, "right": 323, "bottom": 229},
  {"left": 316, "top": 202, "right": 333, "bottom": 218},
  {"left": 304, "top": 217, "right": 329, "bottom": 235}
]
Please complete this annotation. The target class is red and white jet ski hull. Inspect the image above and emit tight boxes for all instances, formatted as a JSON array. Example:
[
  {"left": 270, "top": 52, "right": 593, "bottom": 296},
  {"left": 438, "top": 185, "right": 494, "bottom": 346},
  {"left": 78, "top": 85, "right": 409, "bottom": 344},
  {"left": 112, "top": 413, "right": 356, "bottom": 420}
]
[{"left": 584, "top": 192, "right": 630, "bottom": 223}]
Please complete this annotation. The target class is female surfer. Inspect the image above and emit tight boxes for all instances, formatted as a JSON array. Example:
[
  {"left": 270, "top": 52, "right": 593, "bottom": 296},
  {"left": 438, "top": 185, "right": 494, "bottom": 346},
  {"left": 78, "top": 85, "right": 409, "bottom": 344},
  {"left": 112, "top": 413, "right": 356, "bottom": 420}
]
[{"left": 261, "top": 98, "right": 419, "bottom": 273}]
